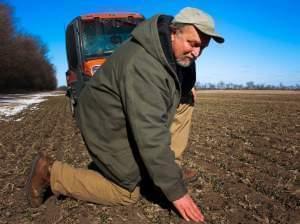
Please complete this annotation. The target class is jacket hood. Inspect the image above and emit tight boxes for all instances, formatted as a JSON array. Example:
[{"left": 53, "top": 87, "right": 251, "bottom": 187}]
[{"left": 131, "top": 15, "right": 175, "bottom": 74}]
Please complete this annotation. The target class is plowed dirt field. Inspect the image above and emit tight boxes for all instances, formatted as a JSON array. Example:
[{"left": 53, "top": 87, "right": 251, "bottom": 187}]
[{"left": 0, "top": 90, "right": 299, "bottom": 224}]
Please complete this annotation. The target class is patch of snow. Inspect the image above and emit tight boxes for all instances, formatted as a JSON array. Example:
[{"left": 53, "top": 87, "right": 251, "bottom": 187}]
[{"left": 0, "top": 91, "right": 64, "bottom": 121}]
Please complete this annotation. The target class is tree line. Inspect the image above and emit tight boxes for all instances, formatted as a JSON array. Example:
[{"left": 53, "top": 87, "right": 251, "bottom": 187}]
[
  {"left": 196, "top": 81, "right": 300, "bottom": 90},
  {"left": 0, "top": 3, "right": 57, "bottom": 93}
]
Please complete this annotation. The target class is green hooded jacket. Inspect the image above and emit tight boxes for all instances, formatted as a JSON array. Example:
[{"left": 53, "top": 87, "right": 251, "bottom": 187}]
[{"left": 77, "top": 15, "right": 187, "bottom": 201}]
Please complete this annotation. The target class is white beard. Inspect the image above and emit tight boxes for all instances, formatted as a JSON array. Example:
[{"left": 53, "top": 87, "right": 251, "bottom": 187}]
[{"left": 176, "top": 58, "right": 193, "bottom": 67}]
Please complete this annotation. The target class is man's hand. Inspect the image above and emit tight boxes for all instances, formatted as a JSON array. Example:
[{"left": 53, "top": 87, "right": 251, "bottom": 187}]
[
  {"left": 191, "top": 87, "right": 197, "bottom": 102},
  {"left": 172, "top": 194, "right": 204, "bottom": 223}
]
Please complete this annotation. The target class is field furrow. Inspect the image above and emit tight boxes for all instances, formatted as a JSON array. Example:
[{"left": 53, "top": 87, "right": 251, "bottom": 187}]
[{"left": 0, "top": 91, "right": 299, "bottom": 224}]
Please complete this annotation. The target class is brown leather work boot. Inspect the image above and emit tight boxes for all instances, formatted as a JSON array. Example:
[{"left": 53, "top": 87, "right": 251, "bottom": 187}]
[
  {"left": 25, "top": 151, "right": 53, "bottom": 207},
  {"left": 182, "top": 168, "right": 198, "bottom": 184}
]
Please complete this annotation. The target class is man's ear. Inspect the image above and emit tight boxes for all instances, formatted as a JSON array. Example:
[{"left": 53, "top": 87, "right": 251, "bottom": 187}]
[{"left": 171, "top": 31, "right": 176, "bottom": 42}]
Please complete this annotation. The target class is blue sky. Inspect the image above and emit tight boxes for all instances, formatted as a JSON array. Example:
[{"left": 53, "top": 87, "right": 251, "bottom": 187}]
[{"left": 6, "top": 0, "right": 300, "bottom": 86}]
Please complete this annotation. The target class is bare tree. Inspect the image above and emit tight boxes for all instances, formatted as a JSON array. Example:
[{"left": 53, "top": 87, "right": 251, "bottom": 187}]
[{"left": 0, "top": 3, "right": 57, "bottom": 92}]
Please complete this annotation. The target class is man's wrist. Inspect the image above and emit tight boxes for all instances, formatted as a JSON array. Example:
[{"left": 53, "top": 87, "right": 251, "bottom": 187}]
[{"left": 163, "top": 180, "right": 187, "bottom": 202}]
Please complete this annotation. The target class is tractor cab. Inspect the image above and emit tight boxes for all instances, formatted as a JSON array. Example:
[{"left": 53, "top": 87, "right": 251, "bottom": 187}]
[{"left": 65, "top": 12, "right": 144, "bottom": 114}]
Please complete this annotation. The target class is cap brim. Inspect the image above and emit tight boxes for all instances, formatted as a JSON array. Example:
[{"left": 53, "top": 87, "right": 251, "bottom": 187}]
[
  {"left": 211, "top": 35, "right": 224, "bottom": 43},
  {"left": 194, "top": 26, "right": 224, "bottom": 43},
  {"left": 201, "top": 31, "right": 224, "bottom": 43}
]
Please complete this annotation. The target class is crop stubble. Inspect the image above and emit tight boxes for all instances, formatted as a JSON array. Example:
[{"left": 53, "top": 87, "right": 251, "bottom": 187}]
[{"left": 0, "top": 90, "right": 299, "bottom": 224}]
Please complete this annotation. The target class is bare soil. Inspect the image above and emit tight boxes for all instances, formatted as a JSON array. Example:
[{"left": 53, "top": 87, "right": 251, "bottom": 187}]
[{"left": 0, "top": 90, "right": 299, "bottom": 224}]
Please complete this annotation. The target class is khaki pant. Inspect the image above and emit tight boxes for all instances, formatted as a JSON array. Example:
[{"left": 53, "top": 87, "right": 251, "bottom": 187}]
[
  {"left": 50, "top": 102, "right": 193, "bottom": 205},
  {"left": 170, "top": 102, "right": 194, "bottom": 164}
]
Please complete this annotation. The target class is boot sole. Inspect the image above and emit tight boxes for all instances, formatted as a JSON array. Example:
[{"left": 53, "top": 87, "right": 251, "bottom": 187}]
[{"left": 24, "top": 152, "right": 44, "bottom": 207}]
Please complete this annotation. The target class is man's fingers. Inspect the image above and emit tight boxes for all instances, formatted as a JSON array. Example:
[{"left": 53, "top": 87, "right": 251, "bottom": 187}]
[
  {"left": 179, "top": 195, "right": 203, "bottom": 222},
  {"left": 186, "top": 204, "right": 204, "bottom": 222},
  {"left": 191, "top": 201, "right": 204, "bottom": 221},
  {"left": 176, "top": 201, "right": 202, "bottom": 222},
  {"left": 176, "top": 204, "right": 190, "bottom": 222},
  {"left": 179, "top": 204, "right": 202, "bottom": 223},
  {"left": 173, "top": 194, "right": 205, "bottom": 223}
]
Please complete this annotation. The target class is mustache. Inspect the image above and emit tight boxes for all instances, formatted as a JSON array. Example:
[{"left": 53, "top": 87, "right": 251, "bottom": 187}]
[
  {"left": 182, "top": 53, "right": 197, "bottom": 61},
  {"left": 185, "top": 56, "right": 196, "bottom": 61}
]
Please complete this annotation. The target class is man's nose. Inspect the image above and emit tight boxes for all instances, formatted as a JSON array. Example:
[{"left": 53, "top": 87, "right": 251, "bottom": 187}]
[{"left": 191, "top": 47, "right": 201, "bottom": 58}]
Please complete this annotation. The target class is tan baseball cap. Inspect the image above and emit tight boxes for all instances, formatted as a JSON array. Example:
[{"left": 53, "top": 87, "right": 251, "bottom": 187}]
[{"left": 172, "top": 7, "right": 224, "bottom": 43}]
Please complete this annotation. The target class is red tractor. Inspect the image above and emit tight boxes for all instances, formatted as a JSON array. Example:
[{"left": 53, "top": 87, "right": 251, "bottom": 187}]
[{"left": 65, "top": 12, "right": 144, "bottom": 115}]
